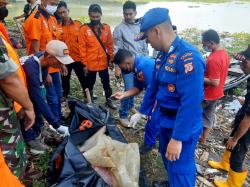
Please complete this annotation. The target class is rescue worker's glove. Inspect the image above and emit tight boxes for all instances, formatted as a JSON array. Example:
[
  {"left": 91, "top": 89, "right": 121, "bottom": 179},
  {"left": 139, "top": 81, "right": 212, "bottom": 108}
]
[
  {"left": 57, "top": 125, "right": 70, "bottom": 137},
  {"left": 129, "top": 112, "right": 142, "bottom": 128}
]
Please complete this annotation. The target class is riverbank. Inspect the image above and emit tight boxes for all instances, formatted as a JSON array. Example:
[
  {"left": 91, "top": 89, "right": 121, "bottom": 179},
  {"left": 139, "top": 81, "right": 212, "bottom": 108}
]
[{"left": 5, "top": 20, "right": 250, "bottom": 186}]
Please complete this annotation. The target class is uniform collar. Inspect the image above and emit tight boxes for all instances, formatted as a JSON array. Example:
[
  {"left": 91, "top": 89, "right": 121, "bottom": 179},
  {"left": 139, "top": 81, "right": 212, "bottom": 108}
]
[
  {"left": 134, "top": 55, "right": 140, "bottom": 73},
  {"left": 122, "top": 19, "right": 140, "bottom": 26},
  {"left": 167, "top": 35, "right": 181, "bottom": 54},
  {"left": 62, "top": 18, "right": 74, "bottom": 26},
  {"left": 38, "top": 5, "right": 50, "bottom": 19},
  {"left": 88, "top": 23, "right": 104, "bottom": 30}
]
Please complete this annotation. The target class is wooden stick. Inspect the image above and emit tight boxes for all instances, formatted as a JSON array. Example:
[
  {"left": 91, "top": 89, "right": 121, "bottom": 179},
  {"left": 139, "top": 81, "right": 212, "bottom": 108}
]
[
  {"left": 13, "top": 18, "right": 25, "bottom": 42},
  {"left": 85, "top": 88, "right": 92, "bottom": 104}
]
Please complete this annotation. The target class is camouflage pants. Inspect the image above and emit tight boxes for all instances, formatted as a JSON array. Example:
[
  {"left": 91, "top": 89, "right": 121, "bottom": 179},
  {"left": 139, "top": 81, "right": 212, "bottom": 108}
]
[{"left": 0, "top": 91, "right": 27, "bottom": 178}]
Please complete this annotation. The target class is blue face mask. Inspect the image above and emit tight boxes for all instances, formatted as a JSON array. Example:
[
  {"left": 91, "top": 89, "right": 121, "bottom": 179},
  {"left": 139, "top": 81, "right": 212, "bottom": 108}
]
[{"left": 203, "top": 46, "right": 212, "bottom": 52}]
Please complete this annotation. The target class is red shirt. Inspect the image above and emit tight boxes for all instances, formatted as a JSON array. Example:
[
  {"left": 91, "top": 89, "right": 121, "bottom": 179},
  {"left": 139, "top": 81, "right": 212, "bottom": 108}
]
[{"left": 204, "top": 49, "right": 230, "bottom": 100}]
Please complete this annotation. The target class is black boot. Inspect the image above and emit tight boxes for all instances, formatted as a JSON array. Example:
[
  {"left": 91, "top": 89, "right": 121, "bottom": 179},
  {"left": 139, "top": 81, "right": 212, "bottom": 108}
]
[
  {"left": 152, "top": 180, "right": 169, "bottom": 187},
  {"left": 139, "top": 143, "right": 155, "bottom": 155},
  {"left": 106, "top": 98, "right": 117, "bottom": 110}
]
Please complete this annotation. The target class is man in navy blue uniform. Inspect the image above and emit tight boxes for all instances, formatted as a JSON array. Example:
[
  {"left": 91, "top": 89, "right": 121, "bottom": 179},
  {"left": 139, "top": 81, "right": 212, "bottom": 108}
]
[
  {"left": 21, "top": 40, "right": 73, "bottom": 154},
  {"left": 136, "top": 8, "right": 205, "bottom": 187},
  {"left": 112, "top": 49, "right": 159, "bottom": 154}
]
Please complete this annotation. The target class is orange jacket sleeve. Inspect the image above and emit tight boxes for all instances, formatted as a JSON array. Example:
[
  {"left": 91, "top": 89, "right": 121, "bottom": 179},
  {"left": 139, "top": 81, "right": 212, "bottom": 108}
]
[
  {"left": 78, "top": 26, "right": 87, "bottom": 66},
  {"left": 106, "top": 26, "right": 114, "bottom": 61},
  {"left": 24, "top": 16, "right": 42, "bottom": 41},
  {"left": 0, "top": 22, "right": 12, "bottom": 46}
]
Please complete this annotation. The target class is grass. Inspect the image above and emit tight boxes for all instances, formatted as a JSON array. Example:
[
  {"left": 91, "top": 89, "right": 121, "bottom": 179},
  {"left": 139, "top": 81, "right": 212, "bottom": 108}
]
[
  {"left": 180, "top": 27, "right": 250, "bottom": 55},
  {"left": 5, "top": 18, "right": 249, "bottom": 185}
]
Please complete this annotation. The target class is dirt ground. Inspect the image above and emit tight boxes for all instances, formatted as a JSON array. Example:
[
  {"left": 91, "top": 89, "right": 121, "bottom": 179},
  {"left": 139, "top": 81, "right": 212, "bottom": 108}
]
[
  {"left": 5, "top": 23, "right": 250, "bottom": 187},
  {"left": 85, "top": 73, "right": 250, "bottom": 187}
]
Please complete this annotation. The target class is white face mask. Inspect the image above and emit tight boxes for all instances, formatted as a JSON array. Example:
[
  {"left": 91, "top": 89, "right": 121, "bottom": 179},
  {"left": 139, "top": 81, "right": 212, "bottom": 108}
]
[{"left": 46, "top": 5, "right": 57, "bottom": 15}]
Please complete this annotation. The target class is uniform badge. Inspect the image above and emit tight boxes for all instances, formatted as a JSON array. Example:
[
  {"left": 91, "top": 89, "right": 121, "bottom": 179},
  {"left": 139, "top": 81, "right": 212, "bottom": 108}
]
[
  {"left": 184, "top": 62, "right": 194, "bottom": 74},
  {"left": 168, "top": 53, "right": 176, "bottom": 65},
  {"left": 137, "top": 71, "right": 145, "bottom": 82},
  {"left": 165, "top": 66, "right": 176, "bottom": 73},
  {"left": 52, "top": 25, "right": 56, "bottom": 31},
  {"left": 167, "top": 84, "right": 176, "bottom": 92},
  {"left": 168, "top": 59, "right": 174, "bottom": 64}
]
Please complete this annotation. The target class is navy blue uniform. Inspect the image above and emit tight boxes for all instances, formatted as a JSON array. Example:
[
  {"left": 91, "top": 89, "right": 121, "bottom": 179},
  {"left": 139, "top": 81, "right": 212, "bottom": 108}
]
[
  {"left": 140, "top": 36, "right": 205, "bottom": 186},
  {"left": 22, "top": 53, "right": 60, "bottom": 142},
  {"left": 133, "top": 56, "right": 160, "bottom": 146},
  {"left": 134, "top": 56, "right": 154, "bottom": 90}
]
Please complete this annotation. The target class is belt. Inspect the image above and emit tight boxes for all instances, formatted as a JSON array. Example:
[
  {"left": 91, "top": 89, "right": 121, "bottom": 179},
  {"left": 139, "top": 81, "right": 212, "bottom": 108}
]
[{"left": 160, "top": 107, "right": 178, "bottom": 117}]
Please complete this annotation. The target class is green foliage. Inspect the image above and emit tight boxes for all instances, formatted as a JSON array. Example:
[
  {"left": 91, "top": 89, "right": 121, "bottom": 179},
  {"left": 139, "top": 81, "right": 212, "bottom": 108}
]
[
  {"left": 232, "top": 87, "right": 243, "bottom": 96},
  {"left": 180, "top": 28, "right": 202, "bottom": 49},
  {"left": 37, "top": 152, "right": 50, "bottom": 173},
  {"left": 32, "top": 180, "right": 46, "bottom": 187},
  {"left": 227, "top": 32, "right": 250, "bottom": 55},
  {"left": 76, "top": 16, "right": 89, "bottom": 24},
  {"left": 180, "top": 28, "right": 250, "bottom": 56}
]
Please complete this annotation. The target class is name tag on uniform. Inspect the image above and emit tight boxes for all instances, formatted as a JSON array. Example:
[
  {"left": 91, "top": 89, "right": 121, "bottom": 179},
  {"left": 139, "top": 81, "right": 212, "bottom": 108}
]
[{"left": 165, "top": 66, "right": 176, "bottom": 73}]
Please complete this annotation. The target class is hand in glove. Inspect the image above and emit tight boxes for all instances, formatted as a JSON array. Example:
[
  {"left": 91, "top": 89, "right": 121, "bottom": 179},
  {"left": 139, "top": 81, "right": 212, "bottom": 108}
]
[
  {"left": 129, "top": 113, "right": 142, "bottom": 128},
  {"left": 57, "top": 125, "right": 70, "bottom": 137}
]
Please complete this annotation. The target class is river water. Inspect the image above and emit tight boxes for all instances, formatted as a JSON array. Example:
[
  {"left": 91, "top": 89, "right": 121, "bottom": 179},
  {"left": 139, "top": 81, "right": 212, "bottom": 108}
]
[{"left": 7, "top": 1, "right": 250, "bottom": 33}]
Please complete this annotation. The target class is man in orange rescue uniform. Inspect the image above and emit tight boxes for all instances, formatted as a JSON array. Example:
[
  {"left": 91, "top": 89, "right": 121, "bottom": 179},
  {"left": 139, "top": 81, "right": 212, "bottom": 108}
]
[
  {"left": 56, "top": 2, "right": 87, "bottom": 99},
  {"left": 78, "top": 4, "right": 116, "bottom": 109}
]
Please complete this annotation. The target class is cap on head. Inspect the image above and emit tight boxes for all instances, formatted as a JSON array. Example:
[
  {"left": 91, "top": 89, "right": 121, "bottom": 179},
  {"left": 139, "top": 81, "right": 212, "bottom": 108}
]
[
  {"left": 135, "top": 7, "right": 171, "bottom": 41},
  {"left": 240, "top": 45, "right": 250, "bottom": 60},
  {"left": 46, "top": 40, "right": 74, "bottom": 65},
  {"left": 0, "top": 0, "right": 8, "bottom": 7}
]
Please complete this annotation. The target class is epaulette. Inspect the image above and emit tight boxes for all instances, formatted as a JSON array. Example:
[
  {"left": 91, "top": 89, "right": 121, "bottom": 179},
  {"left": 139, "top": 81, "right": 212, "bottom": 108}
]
[{"left": 80, "top": 24, "right": 88, "bottom": 29}]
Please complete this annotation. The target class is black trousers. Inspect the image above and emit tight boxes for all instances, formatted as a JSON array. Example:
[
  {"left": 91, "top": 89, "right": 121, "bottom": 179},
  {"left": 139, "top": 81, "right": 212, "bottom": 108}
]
[
  {"left": 86, "top": 68, "right": 112, "bottom": 100},
  {"left": 229, "top": 126, "right": 250, "bottom": 172},
  {"left": 61, "top": 61, "right": 87, "bottom": 97}
]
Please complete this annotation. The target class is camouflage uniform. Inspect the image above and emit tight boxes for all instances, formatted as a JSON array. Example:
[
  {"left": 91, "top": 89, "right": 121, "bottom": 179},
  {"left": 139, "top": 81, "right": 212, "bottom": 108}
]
[{"left": 0, "top": 36, "right": 27, "bottom": 178}]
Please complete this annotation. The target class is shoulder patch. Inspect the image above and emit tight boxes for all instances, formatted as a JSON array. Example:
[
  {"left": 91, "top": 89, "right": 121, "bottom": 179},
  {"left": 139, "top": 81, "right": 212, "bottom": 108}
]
[
  {"left": 184, "top": 62, "right": 194, "bottom": 74},
  {"left": 180, "top": 52, "right": 193, "bottom": 61}
]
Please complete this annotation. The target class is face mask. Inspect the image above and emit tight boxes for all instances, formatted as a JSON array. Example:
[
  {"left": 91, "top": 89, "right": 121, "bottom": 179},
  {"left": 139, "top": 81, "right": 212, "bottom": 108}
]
[
  {"left": 90, "top": 20, "right": 101, "bottom": 26},
  {"left": 46, "top": 5, "right": 57, "bottom": 15},
  {"left": 0, "top": 6, "right": 8, "bottom": 21},
  {"left": 203, "top": 46, "right": 212, "bottom": 53}
]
